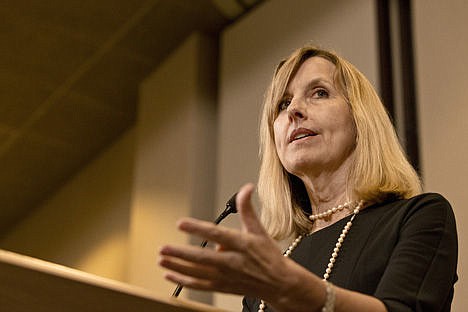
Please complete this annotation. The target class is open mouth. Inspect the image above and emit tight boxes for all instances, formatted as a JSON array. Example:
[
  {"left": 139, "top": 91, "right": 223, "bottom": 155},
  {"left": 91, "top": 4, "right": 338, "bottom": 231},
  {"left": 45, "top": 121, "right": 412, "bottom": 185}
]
[{"left": 289, "top": 128, "right": 318, "bottom": 142}]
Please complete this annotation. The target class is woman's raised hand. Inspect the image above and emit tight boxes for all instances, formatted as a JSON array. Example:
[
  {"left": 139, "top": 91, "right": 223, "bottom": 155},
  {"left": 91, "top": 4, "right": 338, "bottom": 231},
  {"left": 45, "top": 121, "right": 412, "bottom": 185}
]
[{"left": 158, "top": 183, "right": 294, "bottom": 300}]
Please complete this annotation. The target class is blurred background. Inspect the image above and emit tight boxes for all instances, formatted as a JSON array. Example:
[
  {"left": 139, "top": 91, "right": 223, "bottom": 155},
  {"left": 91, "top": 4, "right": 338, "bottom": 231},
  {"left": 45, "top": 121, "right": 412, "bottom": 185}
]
[{"left": 0, "top": 0, "right": 466, "bottom": 310}]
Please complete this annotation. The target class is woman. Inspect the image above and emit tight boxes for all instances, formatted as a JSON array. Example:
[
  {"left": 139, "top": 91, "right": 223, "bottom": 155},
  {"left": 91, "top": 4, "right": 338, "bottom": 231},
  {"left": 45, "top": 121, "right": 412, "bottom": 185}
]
[{"left": 159, "top": 46, "right": 458, "bottom": 311}]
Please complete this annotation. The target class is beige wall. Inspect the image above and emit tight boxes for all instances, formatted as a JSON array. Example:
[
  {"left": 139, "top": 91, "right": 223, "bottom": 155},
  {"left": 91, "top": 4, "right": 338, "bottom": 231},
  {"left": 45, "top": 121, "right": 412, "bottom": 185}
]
[
  {"left": 0, "top": 129, "right": 135, "bottom": 282},
  {"left": 413, "top": 0, "right": 468, "bottom": 310},
  {"left": 127, "top": 33, "right": 218, "bottom": 304}
]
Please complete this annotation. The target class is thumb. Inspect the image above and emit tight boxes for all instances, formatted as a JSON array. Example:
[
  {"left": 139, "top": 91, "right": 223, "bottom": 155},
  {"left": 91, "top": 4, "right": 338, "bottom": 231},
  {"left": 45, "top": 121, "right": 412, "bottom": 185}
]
[{"left": 236, "top": 183, "right": 267, "bottom": 235}]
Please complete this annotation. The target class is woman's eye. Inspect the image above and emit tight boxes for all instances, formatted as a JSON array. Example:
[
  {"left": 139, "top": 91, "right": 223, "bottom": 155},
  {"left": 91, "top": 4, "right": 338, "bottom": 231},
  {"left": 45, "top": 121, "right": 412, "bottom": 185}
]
[
  {"left": 278, "top": 99, "right": 291, "bottom": 111},
  {"left": 314, "top": 89, "right": 329, "bottom": 98}
]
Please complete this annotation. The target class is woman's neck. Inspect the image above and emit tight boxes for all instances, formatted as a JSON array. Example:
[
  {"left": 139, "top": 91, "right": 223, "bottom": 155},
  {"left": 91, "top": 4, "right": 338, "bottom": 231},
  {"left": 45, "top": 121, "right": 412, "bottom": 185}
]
[{"left": 301, "top": 170, "right": 350, "bottom": 215}]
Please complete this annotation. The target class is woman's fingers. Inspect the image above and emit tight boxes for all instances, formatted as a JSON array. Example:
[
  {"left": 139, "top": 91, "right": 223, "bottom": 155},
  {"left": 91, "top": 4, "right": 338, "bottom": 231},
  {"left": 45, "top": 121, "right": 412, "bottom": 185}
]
[
  {"left": 159, "top": 246, "right": 250, "bottom": 294},
  {"left": 175, "top": 184, "right": 267, "bottom": 247},
  {"left": 163, "top": 270, "right": 215, "bottom": 291},
  {"left": 160, "top": 244, "right": 231, "bottom": 267},
  {"left": 171, "top": 183, "right": 273, "bottom": 255},
  {"left": 176, "top": 218, "right": 245, "bottom": 250},
  {"left": 236, "top": 183, "right": 268, "bottom": 235},
  {"left": 159, "top": 253, "right": 219, "bottom": 280}
]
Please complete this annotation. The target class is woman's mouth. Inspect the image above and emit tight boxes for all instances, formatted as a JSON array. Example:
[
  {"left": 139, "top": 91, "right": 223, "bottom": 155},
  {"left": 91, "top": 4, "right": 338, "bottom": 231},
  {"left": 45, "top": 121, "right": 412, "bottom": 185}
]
[{"left": 289, "top": 128, "right": 318, "bottom": 143}]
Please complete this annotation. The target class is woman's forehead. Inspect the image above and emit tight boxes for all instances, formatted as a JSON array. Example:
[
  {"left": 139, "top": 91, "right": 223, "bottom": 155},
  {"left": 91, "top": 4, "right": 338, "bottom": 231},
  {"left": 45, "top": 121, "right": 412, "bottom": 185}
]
[{"left": 284, "top": 57, "right": 336, "bottom": 91}]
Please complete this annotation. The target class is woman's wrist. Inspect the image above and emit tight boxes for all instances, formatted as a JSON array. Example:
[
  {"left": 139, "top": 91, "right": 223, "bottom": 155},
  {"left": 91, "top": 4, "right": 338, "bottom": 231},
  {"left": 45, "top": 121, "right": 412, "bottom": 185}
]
[{"left": 268, "top": 259, "right": 327, "bottom": 312}]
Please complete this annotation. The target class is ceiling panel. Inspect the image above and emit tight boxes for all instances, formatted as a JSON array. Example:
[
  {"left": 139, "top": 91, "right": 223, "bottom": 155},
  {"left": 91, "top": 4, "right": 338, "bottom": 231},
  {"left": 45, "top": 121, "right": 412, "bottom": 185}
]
[{"left": 0, "top": 0, "right": 264, "bottom": 238}]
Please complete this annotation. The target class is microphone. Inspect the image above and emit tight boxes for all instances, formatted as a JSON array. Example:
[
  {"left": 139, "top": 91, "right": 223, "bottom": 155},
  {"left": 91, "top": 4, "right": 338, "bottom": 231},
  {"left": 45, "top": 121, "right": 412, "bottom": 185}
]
[
  {"left": 213, "top": 192, "right": 238, "bottom": 224},
  {"left": 172, "top": 193, "right": 238, "bottom": 297}
]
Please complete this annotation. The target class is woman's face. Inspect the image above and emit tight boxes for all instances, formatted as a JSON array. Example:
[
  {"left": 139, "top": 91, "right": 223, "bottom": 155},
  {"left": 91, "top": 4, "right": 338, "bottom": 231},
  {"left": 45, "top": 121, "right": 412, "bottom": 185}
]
[{"left": 273, "top": 56, "right": 356, "bottom": 178}]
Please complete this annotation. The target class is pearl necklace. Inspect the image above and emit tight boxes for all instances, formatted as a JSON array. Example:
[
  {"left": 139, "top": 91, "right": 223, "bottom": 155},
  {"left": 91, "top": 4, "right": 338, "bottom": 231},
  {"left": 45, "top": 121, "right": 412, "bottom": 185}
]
[
  {"left": 309, "top": 201, "right": 354, "bottom": 221},
  {"left": 258, "top": 200, "right": 364, "bottom": 312}
]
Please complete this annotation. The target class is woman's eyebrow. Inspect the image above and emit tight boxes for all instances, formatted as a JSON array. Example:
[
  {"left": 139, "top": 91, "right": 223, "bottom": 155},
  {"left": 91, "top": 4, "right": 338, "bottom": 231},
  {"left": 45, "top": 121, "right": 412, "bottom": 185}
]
[
  {"left": 303, "top": 77, "right": 333, "bottom": 89},
  {"left": 283, "top": 77, "right": 333, "bottom": 97}
]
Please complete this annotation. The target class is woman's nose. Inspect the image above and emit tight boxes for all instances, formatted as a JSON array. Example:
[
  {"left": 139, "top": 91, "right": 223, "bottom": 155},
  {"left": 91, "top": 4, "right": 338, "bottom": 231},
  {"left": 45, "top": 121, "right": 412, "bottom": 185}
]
[{"left": 287, "top": 98, "right": 306, "bottom": 120}]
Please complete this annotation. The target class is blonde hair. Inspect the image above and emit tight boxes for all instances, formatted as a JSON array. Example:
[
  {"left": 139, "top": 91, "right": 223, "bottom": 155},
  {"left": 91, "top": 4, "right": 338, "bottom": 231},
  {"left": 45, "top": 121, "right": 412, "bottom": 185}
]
[{"left": 258, "top": 46, "right": 422, "bottom": 240}]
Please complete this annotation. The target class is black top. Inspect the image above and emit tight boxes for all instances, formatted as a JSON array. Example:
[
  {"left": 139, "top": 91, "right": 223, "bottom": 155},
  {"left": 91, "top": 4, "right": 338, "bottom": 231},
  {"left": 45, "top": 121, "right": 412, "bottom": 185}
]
[{"left": 243, "top": 193, "right": 458, "bottom": 312}]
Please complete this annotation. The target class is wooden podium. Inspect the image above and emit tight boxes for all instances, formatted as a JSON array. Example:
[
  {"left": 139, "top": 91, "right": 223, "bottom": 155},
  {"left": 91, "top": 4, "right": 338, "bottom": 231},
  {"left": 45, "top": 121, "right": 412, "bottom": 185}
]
[{"left": 0, "top": 249, "right": 227, "bottom": 312}]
